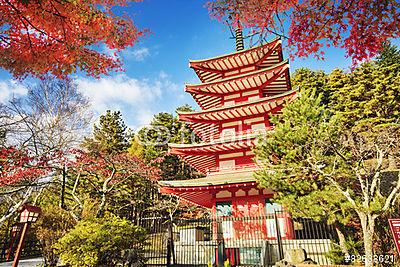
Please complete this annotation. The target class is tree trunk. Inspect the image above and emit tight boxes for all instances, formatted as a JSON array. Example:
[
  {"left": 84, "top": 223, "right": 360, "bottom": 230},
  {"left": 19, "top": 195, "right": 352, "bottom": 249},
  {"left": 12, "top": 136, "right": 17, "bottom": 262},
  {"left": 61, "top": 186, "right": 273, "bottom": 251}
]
[
  {"left": 334, "top": 223, "right": 349, "bottom": 258},
  {"left": 388, "top": 154, "right": 397, "bottom": 169},
  {"left": 360, "top": 213, "right": 375, "bottom": 267},
  {"left": 59, "top": 167, "right": 67, "bottom": 209}
]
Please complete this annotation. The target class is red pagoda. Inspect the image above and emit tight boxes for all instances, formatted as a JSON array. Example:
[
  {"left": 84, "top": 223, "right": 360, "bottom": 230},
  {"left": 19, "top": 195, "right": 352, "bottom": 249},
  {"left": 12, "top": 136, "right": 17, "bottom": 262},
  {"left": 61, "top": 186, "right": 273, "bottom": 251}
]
[{"left": 159, "top": 35, "right": 296, "bottom": 239}]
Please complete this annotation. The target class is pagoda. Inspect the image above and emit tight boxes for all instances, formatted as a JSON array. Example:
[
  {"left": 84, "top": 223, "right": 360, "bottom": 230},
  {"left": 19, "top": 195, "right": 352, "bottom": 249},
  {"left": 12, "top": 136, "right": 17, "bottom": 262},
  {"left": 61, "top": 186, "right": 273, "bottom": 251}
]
[{"left": 159, "top": 33, "right": 296, "bottom": 239}]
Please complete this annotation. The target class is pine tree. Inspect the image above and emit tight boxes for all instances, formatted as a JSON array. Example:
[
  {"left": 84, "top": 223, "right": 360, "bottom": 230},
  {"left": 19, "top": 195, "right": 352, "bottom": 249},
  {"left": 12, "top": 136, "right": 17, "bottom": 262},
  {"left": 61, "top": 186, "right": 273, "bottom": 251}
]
[
  {"left": 256, "top": 64, "right": 400, "bottom": 265},
  {"left": 376, "top": 42, "right": 400, "bottom": 70},
  {"left": 83, "top": 110, "right": 130, "bottom": 154},
  {"left": 137, "top": 105, "right": 201, "bottom": 180}
]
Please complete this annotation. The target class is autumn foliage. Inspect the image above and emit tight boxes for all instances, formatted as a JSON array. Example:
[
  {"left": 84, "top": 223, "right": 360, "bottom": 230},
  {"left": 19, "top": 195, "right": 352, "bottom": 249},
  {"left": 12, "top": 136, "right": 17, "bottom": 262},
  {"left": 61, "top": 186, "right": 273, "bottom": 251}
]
[
  {"left": 0, "top": 0, "right": 145, "bottom": 78},
  {"left": 0, "top": 147, "right": 48, "bottom": 186},
  {"left": 69, "top": 149, "right": 160, "bottom": 184},
  {"left": 207, "top": 0, "right": 400, "bottom": 64}
]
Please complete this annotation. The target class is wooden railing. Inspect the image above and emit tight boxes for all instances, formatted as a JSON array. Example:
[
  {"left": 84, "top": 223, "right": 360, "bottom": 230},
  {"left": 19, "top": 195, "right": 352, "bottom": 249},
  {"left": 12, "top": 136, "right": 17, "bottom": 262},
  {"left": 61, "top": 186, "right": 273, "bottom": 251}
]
[{"left": 206, "top": 163, "right": 258, "bottom": 175}]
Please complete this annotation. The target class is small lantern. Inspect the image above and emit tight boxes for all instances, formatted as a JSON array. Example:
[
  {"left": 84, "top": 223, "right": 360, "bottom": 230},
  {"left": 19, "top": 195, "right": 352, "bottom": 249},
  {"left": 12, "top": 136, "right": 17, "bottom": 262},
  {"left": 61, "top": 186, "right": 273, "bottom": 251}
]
[
  {"left": 11, "top": 223, "right": 21, "bottom": 234},
  {"left": 19, "top": 205, "right": 41, "bottom": 223}
]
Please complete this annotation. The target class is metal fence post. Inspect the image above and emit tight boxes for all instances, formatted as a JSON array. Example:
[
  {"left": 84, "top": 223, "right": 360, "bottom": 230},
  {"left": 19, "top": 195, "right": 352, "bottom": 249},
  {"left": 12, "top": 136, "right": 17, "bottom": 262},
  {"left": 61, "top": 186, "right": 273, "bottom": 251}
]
[
  {"left": 217, "top": 220, "right": 225, "bottom": 267},
  {"left": 274, "top": 211, "right": 284, "bottom": 261},
  {"left": 166, "top": 221, "right": 175, "bottom": 267},
  {"left": 167, "top": 221, "right": 172, "bottom": 267}
]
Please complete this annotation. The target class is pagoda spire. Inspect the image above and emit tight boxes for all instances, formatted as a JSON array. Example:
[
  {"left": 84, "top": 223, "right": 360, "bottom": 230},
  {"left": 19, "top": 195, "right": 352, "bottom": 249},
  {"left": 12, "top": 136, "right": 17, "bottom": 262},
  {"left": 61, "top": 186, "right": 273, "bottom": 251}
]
[{"left": 235, "top": 27, "right": 244, "bottom": 51}]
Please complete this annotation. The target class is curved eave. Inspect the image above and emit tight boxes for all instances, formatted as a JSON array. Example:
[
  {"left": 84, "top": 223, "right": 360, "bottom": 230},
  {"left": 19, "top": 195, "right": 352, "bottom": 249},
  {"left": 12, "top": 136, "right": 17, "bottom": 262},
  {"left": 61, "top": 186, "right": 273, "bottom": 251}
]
[
  {"left": 185, "top": 60, "right": 289, "bottom": 96},
  {"left": 189, "top": 37, "right": 281, "bottom": 67},
  {"left": 178, "top": 90, "right": 297, "bottom": 123},
  {"left": 169, "top": 135, "right": 257, "bottom": 156},
  {"left": 158, "top": 172, "right": 274, "bottom": 208},
  {"left": 189, "top": 38, "right": 282, "bottom": 83}
]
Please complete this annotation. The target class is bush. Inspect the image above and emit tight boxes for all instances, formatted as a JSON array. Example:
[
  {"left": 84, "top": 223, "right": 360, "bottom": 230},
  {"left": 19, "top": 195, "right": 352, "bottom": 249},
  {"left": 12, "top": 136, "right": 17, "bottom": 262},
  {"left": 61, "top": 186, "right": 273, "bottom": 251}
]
[
  {"left": 35, "top": 206, "right": 76, "bottom": 266},
  {"left": 55, "top": 215, "right": 147, "bottom": 267}
]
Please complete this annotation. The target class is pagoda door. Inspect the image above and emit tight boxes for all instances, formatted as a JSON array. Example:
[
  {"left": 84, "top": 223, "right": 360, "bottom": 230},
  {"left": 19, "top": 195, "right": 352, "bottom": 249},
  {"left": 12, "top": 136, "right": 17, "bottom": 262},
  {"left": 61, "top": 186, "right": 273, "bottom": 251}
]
[
  {"left": 233, "top": 198, "right": 267, "bottom": 240},
  {"left": 265, "top": 200, "right": 295, "bottom": 239}
]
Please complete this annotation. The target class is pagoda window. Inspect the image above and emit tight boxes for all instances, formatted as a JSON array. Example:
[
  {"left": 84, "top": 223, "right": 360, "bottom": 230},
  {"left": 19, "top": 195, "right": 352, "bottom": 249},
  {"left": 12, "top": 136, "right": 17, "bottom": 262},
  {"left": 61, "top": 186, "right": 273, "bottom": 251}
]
[
  {"left": 216, "top": 201, "right": 232, "bottom": 217},
  {"left": 251, "top": 123, "right": 266, "bottom": 132},
  {"left": 265, "top": 199, "right": 283, "bottom": 214},
  {"left": 221, "top": 128, "right": 235, "bottom": 138},
  {"left": 265, "top": 199, "right": 286, "bottom": 239},
  {"left": 216, "top": 201, "right": 234, "bottom": 239},
  {"left": 219, "top": 159, "right": 235, "bottom": 170},
  {"left": 224, "top": 100, "right": 235, "bottom": 107},
  {"left": 248, "top": 95, "right": 259, "bottom": 102}
]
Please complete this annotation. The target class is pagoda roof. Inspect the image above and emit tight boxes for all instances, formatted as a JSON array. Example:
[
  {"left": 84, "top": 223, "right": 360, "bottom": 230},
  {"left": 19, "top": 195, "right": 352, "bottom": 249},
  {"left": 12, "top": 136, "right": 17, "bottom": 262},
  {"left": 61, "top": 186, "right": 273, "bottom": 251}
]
[
  {"left": 190, "top": 37, "right": 282, "bottom": 83},
  {"left": 187, "top": 60, "right": 290, "bottom": 110},
  {"left": 178, "top": 90, "right": 296, "bottom": 124},
  {"left": 169, "top": 135, "right": 257, "bottom": 173},
  {"left": 186, "top": 60, "right": 289, "bottom": 95},
  {"left": 159, "top": 170, "right": 274, "bottom": 208},
  {"left": 159, "top": 169, "right": 256, "bottom": 188}
]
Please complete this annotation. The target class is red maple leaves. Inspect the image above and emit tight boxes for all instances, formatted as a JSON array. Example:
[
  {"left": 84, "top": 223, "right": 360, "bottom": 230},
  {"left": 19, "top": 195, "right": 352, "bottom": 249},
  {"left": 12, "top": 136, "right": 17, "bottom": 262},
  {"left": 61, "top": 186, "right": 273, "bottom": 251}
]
[
  {"left": 0, "top": 147, "right": 49, "bottom": 186},
  {"left": 69, "top": 149, "right": 160, "bottom": 183},
  {"left": 0, "top": 0, "right": 145, "bottom": 79},
  {"left": 207, "top": 0, "right": 400, "bottom": 64},
  {"left": 0, "top": 147, "right": 159, "bottom": 189}
]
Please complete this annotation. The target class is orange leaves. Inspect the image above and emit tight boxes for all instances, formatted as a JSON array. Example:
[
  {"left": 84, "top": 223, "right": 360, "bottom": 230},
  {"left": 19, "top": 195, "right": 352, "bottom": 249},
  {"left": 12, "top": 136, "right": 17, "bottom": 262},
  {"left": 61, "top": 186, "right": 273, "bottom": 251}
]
[
  {"left": 0, "top": 0, "right": 145, "bottom": 79},
  {"left": 69, "top": 150, "right": 160, "bottom": 183},
  {"left": 208, "top": 0, "right": 400, "bottom": 64},
  {"left": 0, "top": 147, "right": 49, "bottom": 187}
]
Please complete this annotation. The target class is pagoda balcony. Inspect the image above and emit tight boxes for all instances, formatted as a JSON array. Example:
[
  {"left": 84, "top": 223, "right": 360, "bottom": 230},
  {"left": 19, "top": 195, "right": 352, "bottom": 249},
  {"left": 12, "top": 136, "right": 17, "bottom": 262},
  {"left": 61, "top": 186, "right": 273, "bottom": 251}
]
[
  {"left": 216, "top": 127, "right": 274, "bottom": 141},
  {"left": 205, "top": 163, "right": 258, "bottom": 175}
]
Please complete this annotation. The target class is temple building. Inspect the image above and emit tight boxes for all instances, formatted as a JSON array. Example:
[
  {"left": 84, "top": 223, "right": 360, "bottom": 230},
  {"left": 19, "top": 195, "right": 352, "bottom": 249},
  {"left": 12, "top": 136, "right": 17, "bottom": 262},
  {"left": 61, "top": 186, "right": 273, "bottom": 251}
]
[{"left": 159, "top": 35, "right": 297, "bottom": 240}]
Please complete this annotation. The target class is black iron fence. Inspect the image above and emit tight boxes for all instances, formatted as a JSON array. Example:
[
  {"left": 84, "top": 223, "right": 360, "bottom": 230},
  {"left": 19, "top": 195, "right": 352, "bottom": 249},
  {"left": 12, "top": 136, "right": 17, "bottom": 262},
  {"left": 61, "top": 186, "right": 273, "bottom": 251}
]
[
  {"left": 0, "top": 239, "right": 41, "bottom": 263},
  {"left": 0, "top": 224, "right": 42, "bottom": 263},
  {"left": 139, "top": 212, "right": 338, "bottom": 267}
]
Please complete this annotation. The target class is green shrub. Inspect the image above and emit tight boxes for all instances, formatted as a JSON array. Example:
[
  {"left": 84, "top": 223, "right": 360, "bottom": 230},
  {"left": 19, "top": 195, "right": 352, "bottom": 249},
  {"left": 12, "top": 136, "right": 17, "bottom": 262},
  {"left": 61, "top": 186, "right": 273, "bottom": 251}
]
[
  {"left": 55, "top": 215, "right": 147, "bottom": 267},
  {"left": 35, "top": 206, "right": 76, "bottom": 266}
]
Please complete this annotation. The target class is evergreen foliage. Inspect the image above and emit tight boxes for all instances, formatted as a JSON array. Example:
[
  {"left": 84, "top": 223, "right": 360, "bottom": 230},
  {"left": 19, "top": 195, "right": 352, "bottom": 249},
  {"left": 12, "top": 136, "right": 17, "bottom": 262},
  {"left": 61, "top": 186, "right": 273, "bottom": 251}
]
[
  {"left": 55, "top": 215, "right": 146, "bottom": 267},
  {"left": 137, "top": 105, "right": 202, "bottom": 181},
  {"left": 256, "top": 48, "right": 400, "bottom": 264},
  {"left": 83, "top": 110, "right": 131, "bottom": 154},
  {"left": 35, "top": 206, "right": 76, "bottom": 266}
]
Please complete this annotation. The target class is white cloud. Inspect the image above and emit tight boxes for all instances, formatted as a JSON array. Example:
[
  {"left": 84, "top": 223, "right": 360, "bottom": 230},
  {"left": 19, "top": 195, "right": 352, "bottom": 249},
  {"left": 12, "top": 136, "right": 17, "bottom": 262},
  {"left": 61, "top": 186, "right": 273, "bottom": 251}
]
[
  {"left": 124, "top": 47, "right": 150, "bottom": 61},
  {"left": 0, "top": 80, "right": 28, "bottom": 103},
  {"left": 76, "top": 72, "right": 179, "bottom": 129},
  {"left": 102, "top": 46, "right": 151, "bottom": 62}
]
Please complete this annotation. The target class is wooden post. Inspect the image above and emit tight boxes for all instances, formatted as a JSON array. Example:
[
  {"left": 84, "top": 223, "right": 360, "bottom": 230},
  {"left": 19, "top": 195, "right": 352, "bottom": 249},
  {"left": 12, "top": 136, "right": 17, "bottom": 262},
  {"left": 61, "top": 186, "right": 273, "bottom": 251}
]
[
  {"left": 6, "top": 229, "right": 18, "bottom": 261},
  {"left": 12, "top": 223, "right": 29, "bottom": 267},
  {"left": 274, "top": 211, "right": 284, "bottom": 260}
]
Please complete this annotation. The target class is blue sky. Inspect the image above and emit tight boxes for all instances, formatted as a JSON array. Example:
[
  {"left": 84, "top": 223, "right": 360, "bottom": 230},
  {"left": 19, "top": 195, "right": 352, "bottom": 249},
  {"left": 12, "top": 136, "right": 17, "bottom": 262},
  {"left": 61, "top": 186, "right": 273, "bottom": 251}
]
[{"left": 0, "top": 0, "right": 397, "bottom": 131}]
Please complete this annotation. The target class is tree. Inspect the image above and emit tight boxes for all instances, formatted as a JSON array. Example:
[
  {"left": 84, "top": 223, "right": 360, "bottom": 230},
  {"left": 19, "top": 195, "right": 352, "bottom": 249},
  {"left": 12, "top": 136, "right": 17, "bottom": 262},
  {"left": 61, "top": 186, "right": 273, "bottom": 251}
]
[
  {"left": 55, "top": 215, "right": 147, "bottom": 267},
  {"left": 35, "top": 206, "right": 76, "bottom": 266},
  {"left": 255, "top": 90, "right": 400, "bottom": 267},
  {"left": 329, "top": 62, "right": 400, "bottom": 131},
  {"left": 7, "top": 79, "right": 92, "bottom": 154},
  {"left": 291, "top": 68, "right": 329, "bottom": 105},
  {"left": 207, "top": 0, "right": 400, "bottom": 64},
  {"left": 83, "top": 110, "right": 130, "bottom": 155},
  {"left": 64, "top": 149, "right": 159, "bottom": 220},
  {"left": 0, "top": 146, "right": 49, "bottom": 226},
  {"left": 0, "top": 78, "right": 92, "bottom": 224},
  {"left": 0, "top": 0, "right": 144, "bottom": 78},
  {"left": 377, "top": 42, "right": 400, "bottom": 70},
  {"left": 137, "top": 105, "right": 201, "bottom": 181}
]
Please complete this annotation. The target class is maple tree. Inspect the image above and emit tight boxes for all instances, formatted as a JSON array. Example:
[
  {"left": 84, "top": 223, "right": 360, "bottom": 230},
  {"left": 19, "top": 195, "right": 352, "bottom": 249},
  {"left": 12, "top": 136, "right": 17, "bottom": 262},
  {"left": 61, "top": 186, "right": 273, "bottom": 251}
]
[
  {"left": 0, "top": 0, "right": 144, "bottom": 78},
  {"left": 0, "top": 146, "right": 48, "bottom": 187},
  {"left": 207, "top": 0, "right": 400, "bottom": 64},
  {"left": 65, "top": 149, "right": 160, "bottom": 219}
]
